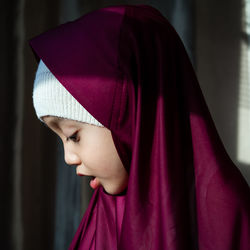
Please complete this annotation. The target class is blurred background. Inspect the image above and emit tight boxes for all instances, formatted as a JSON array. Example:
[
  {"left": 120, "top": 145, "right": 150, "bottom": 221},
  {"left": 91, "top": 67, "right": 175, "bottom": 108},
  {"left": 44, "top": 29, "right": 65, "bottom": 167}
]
[{"left": 1, "top": 0, "right": 250, "bottom": 249}]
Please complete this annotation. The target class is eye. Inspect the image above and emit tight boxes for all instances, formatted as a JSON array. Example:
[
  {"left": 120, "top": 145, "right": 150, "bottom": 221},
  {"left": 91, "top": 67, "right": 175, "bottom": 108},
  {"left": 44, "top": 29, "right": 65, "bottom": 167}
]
[{"left": 66, "top": 132, "right": 79, "bottom": 143}]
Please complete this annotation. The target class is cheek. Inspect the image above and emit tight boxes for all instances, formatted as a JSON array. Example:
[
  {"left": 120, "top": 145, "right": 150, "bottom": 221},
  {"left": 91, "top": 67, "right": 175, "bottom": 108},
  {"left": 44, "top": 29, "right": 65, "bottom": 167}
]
[
  {"left": 79, "top": 141, "right": 111, "bottom": 173},
  {"left": 85, "top": 143, "right": 124, "bottom": 176},
  {"left": 100, "top": 146, "right": 126, "bottom": 178},
  {"left": 79, "top": 128, "right": 126, "bottom": 178},
  {"left": 101, "top": 159, "right": 129, "bottom": 195}
]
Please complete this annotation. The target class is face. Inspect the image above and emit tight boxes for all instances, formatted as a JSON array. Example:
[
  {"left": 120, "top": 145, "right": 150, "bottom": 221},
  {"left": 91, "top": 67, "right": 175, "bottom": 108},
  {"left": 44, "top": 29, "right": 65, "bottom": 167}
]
[{"left": 42, "top": 116, "right": 128, "bottom": 195}]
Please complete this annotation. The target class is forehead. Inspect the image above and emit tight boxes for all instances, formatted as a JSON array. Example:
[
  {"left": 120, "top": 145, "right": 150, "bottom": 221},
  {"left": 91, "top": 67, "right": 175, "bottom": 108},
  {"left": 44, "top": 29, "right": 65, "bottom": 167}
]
[{"left": 42, "top": 116, "right": 83, "bottom": 128}]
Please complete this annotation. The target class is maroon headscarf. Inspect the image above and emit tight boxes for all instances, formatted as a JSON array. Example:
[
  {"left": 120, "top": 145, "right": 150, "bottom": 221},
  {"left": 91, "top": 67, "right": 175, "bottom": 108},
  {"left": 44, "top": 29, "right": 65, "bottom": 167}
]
[{"left": 29, "top": 4, "right": 250, "bottom": 249}]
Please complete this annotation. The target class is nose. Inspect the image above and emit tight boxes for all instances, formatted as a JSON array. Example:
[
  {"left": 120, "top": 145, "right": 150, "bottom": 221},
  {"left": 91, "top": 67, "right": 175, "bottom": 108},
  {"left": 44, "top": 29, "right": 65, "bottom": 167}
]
[{"left": 63, "top": 145, "right": 80, "bottom": 166}]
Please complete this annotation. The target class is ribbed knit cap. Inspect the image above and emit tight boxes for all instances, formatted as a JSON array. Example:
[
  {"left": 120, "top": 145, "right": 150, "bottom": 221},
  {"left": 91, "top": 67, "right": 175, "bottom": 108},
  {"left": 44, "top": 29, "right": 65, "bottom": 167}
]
[{"left": 32, "top": 60, "right": 104, "bottom": 127}]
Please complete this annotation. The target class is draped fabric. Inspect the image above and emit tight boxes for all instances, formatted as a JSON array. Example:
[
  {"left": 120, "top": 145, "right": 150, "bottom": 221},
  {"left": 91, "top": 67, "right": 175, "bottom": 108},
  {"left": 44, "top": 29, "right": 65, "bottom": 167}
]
[{"left": 28, "top": 3, "right": 250, "bottom": 250}]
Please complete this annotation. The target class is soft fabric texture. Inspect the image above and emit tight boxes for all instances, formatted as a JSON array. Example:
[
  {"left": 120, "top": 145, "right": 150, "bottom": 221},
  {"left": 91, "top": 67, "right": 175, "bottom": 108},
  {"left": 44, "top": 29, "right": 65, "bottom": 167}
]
[
  {"left": 33, "top": 59, "right": 104, "bottom": 127},
  {"left": 29, "top": 4, "right": 250, "bottom": 250}
]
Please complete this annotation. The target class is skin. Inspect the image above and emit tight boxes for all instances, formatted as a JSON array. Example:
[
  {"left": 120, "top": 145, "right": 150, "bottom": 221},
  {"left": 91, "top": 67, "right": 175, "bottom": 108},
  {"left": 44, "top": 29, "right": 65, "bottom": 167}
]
[{"left": 42, "top": 115, "right": 129, "bottom": 195}]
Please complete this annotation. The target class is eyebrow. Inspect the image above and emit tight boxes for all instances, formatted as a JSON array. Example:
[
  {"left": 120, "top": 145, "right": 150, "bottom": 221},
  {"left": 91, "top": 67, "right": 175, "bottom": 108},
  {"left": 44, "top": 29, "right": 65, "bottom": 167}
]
[
  {"left": 43, "top": 116, "right": 64, "bottom": 123},
  {"left": 43, "top": 116, "right": 83, "bottom": 131},
  {"left": 42, "top": 116, "right": 62, "bottom": 130}
]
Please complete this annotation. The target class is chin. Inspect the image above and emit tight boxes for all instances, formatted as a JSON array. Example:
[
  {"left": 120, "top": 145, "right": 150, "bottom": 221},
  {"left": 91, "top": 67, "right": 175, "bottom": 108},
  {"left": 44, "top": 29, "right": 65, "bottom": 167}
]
[{"left": 103, "top": 183, "right": 128, "bottom": 196}]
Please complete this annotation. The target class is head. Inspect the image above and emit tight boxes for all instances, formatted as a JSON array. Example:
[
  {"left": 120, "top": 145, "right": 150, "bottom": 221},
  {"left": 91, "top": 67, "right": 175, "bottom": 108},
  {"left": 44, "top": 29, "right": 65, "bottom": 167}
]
[
  {"left": 33, "top": 60, "right": 128, "bottom": 195},
  {"left": 42, "top": 116, "right": 128, "bottom": 195}
]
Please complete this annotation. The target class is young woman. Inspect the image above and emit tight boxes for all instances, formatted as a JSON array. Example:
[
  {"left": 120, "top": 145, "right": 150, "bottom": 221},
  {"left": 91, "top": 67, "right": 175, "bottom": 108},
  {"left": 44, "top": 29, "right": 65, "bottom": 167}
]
[{"left": 29, "top": 4, "right": 250, "bottom": 250}]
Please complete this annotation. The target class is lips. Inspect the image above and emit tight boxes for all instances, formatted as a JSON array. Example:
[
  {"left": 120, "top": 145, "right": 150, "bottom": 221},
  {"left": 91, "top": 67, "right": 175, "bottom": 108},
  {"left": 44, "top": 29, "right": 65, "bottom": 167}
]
[
  {"left": 77, "top": 173, "right": 84, "bottom": 176},
  {"left": 90, "top": 176, "right": 100, "bottom": 189},
  {"left": 76, "top": 166, "right": 89, "bottom": 177},
  {"left": 76, "top": 170, "right": 100, "bottom": 189}
]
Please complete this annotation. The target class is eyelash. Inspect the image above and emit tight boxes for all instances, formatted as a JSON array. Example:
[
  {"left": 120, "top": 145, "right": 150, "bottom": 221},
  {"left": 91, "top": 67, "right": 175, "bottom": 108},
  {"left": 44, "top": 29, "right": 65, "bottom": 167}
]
[{"left": 66, "top": 132, "right": 79, "bottom": 143}]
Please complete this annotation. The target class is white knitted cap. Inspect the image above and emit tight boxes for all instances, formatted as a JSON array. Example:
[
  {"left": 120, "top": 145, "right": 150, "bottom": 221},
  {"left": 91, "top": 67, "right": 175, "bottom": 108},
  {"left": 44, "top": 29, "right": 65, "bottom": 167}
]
[{"left": 32, "top": 59, "right": 104, "bottom": 127}]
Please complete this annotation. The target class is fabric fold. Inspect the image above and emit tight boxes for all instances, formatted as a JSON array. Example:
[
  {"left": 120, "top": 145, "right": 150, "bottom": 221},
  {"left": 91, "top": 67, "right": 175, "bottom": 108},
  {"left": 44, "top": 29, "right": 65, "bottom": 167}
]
[{"left": 29, "top": 4, "right": 250, "bottom": 249}]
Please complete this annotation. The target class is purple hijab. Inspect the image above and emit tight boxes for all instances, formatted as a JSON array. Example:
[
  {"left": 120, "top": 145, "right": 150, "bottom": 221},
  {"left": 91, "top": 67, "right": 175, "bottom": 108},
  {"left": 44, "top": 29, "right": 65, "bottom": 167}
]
[{"left": 29, "top": 4, "right": 250, "bottom": 249}]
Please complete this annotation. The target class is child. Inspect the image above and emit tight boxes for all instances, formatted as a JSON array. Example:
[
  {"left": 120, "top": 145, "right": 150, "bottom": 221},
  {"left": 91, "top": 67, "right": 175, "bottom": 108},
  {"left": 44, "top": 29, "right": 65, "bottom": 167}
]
[
  {"left": 33, "top": 60, "right": 129, "bottom": 195},
  {"left": 29, "top": 4, "right": 250, "bottom": 250}
]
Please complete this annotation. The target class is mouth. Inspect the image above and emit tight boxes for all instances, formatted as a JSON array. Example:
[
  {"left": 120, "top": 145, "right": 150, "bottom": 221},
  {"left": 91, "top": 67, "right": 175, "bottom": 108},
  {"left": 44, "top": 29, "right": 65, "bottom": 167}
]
[
  {"left": 76, "top": 172, "right": 84, "bottom": 176},
  {"left": 89, "top": 176, "right": 100, "bottom": 189},
  {"left": 76, "top": 172, "right": 95, "bottom": 180},
  {"left": 76, "top": 171, "right": 100, "bottom": 189}
]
